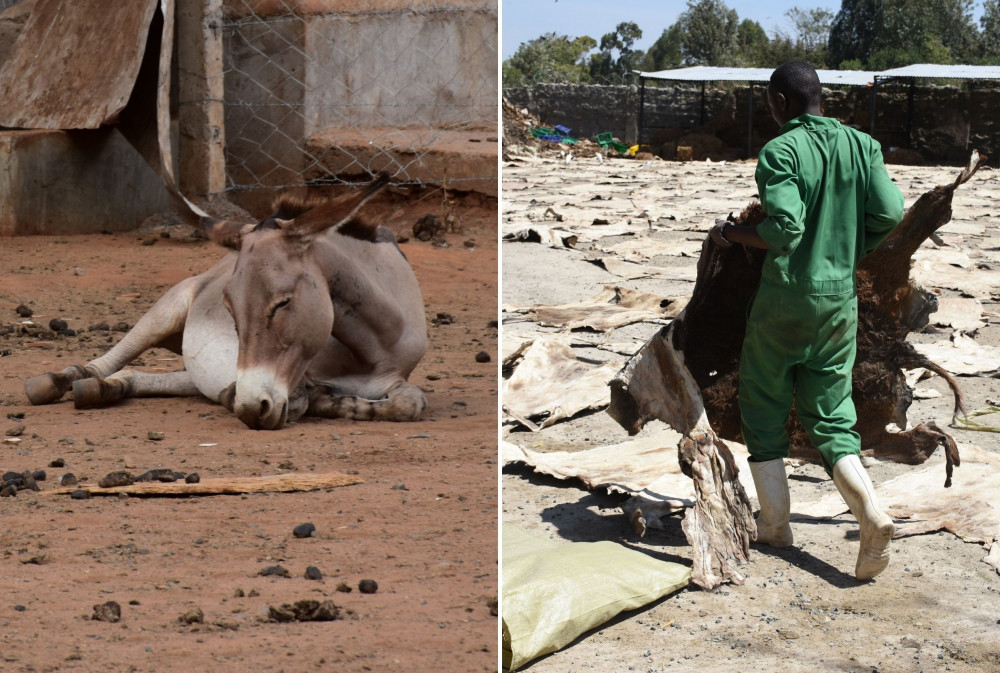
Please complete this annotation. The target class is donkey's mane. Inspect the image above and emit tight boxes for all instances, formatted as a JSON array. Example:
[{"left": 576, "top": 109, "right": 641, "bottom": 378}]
[{"left": 270, "top": 194, "right": 329, "bottom": 220}]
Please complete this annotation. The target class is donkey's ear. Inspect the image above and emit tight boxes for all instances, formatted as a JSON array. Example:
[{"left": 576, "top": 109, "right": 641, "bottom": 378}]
[
  {"left": 199, "top": 217, "right": 254, "bottom": 250},
  {"left": 284, "top": 173, "right": 391, "bottom": 240}
]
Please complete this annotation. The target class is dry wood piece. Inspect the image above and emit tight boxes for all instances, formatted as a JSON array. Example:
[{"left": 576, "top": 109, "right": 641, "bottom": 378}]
[{"left": 43, "top": 472, "right": 362, "bottom": 497}]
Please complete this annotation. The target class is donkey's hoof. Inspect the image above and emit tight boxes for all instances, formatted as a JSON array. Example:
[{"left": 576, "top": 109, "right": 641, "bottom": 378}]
[
  {"left": 25, "top": 374, "right": 64, "bottom": 405},
  {"left": 72, "top": 378, "right": 108, "bottom": 409}
]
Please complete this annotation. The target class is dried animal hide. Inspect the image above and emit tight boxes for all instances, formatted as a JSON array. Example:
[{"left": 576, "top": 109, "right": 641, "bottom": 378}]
[
  {"left": 606, "top": 152, "right": 987, "bottom": 589},
  {"left": 505, "top": 286, "right": 687, "bottom": 332},
  {"left": 502, "top": 335, "right": 622, "bottom": 430},
  {"left": 794, "top": 444, "right": 1000, "bottom": 574}
]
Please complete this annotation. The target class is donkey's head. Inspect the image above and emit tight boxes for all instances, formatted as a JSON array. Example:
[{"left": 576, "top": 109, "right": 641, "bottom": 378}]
[{"left": 202, "top": 176, "right": 389, "bottom": 429}]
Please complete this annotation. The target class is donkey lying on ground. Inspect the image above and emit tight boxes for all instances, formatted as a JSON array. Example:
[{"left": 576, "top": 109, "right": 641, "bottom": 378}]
[{"left": 25, "top": 175, "right": 428, "bottom": 430}]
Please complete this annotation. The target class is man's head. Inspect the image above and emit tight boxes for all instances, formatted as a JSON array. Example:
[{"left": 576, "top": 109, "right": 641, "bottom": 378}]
[{"left": 767, "top": 61, "right": 822, "bottom": 127}]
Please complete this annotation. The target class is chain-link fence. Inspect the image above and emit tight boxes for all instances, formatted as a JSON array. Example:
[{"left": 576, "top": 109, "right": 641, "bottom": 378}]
[{"left": 219, "top": 0, "right": 498, "bottom": 201}]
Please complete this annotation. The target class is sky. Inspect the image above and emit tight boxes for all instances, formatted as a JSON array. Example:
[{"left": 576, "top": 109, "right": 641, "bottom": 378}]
[{"left": 501, "top": 0, "right": 989, "bottom": 60}]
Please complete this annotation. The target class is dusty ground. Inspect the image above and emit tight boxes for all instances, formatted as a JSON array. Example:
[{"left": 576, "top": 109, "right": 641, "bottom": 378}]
[
  {"left": 0, "top": 191, "right": 498, "bottom": 672},
  {"left": 501, "top": 152, "right": 1000, "bottom": 672}
]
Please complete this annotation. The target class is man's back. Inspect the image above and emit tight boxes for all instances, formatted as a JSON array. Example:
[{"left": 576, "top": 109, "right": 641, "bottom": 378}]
[{"left": 754, "top": 115, "right": 904, "bottom": 295}]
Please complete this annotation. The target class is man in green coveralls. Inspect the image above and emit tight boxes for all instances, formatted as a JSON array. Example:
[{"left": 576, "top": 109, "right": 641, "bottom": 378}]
[{"left": 709, "top": 61, "right": 904, "bottom": 580}]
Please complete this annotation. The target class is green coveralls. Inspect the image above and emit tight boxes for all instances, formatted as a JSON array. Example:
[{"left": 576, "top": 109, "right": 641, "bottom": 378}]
[{"left": 739, "top": 114, "right": 905, "bottom": 474}]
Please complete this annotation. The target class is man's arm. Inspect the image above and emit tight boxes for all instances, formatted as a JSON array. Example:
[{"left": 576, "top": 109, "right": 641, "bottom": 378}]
[{"left": 862, "top": 145, "right": 905, "bottom": 254}]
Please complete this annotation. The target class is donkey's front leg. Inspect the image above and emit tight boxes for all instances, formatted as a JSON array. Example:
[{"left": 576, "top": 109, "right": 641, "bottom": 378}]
[{"left": 24, "top": 277, "right": 200, "bottom": 405}]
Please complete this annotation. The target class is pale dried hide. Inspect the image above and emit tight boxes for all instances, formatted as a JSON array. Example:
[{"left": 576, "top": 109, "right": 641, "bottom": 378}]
[
  {"left": 502, "top": 335, "right": 622, "bottom": 431},
  {"left": 913, "top": 333, "right": 1000, "bottom": 377},
  {"left": 930, "top": 297, "right": 986, "bottom": 331},
  {"left": 794, "top": 444, "right": 1000, "bottom": 574},
  {"left": 504, "top": 285, "right": 687, "bottom": 332},
  {"left": 502, "top": 226, "right": 579, "bottom": 249},
  {"left": 585, "top": 256, "right": 698, "bottom": 282}
]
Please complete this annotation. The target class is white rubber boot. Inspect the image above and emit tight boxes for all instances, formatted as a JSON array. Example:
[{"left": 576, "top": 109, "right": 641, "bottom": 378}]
[
  {"left": 833, "top": 454, "right": 895, "bottom": 580},
  {"left": 747, "top": 459, "right": 794, "bottom": 547}
]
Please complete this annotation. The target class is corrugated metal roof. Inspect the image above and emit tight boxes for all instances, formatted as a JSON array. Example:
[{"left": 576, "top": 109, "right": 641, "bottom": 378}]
[
  {"left": 876, "top": 64, "right": 1000, "bottom": 79},
  {"left": 638, "top": 64, "right": 1000, "bottom": 85},
  {"left": 637, "top": 66, "right": 877, "bottom": 87}
]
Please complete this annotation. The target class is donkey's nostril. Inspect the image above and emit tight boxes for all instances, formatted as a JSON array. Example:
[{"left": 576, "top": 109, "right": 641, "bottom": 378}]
[{"left": 260, "top": 399, "right": 271, "bottom": 418}]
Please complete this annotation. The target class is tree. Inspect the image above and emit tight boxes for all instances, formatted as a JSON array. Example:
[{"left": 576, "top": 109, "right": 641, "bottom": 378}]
[
  {"left": 639, "top": 23, "right": 684, "bottom": 72},
  {"left": 734, "top": 19, "right": 770, "bottom": 66},
  {"left": 785, "top": 7, "right": 834, "bottom": 54},
  {"left": 676, "top": 0, "right": 740, "bottom": 65},
  {"left": 983, "top": 0, "right": 1000, "bottom": 61},
  {"left": 829, "top": 0, "right": 978, "bottom": 68},
  {"left": 589, "top": 22, "right": 644, "bottom": 84},
  {"left": 828, "top": 0, "right": 879, "bottom": 67},
  {"left": 502, "top": 33, "right": 597, "bottom": 87}
]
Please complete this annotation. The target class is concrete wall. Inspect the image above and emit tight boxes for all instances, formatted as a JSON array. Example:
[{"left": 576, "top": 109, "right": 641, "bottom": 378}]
[
  {"left": 505, "top": 82, "right": 1000, "bottom": 164},
  {"left": 222, "top": 0, "right": 498, "bottom": 213},
  {"left": 0, "top": 129, "right": 173, "bottom": 236}
]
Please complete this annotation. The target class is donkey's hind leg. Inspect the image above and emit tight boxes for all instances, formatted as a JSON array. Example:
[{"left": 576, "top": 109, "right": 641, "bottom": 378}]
[
  {"left": 308, "top": 381, "right": 427, "bottom": 422},
  {"left": 73, "top": 370, "right": 201, "bottom": 409}
]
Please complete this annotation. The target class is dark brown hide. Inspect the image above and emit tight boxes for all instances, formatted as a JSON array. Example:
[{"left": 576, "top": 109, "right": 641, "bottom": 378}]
[{"left": 612, "top": 152, "right": 985, "bottom": 487}]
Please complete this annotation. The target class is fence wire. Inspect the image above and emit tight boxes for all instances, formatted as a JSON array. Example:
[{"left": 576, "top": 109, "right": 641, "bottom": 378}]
[{"left": 220, "top": 0, "right": 498, "bottom": 195}]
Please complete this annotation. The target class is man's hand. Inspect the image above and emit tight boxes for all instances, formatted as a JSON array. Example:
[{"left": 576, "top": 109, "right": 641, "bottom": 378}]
[{"left": 710, "top": 219, "right": 733, "bottom": 248}]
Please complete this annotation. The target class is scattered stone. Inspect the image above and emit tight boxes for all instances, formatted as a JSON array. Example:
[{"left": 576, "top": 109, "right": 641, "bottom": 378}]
[
  {"left": 413, "top": 214, "right": 443, "bottom": 241},
  {"left": 70, "top": 489, "right": 90, "bottom": 500},
  {"left": 185, "top": 473, "right": 200, "bottom": 484},
  {"left": 135, "top": 468, "right": 183, "bottom": 483},
  {"left": 15, "top": 304, "right": 32, "bottom": 318},
  {"left": 31, "top": 470, "right": 46, "bottom": 481},
  {"left": 304, "top": 566, "right": 323, "bottom": 581},
  {"left": 233, "top": 588, "right": 245, "bottom": 598},
  {"left": 335, "top": 582, "right": 352, "bottom": 593},
  {"left": 98, "top": 471, "right": 134, "bottom": 488},
  {"left": 258, "top": 565, "right": 291, "bottom": 578},
  {"left": 475, "top": 351, "right": 491, "bottom": 363},
  {"left": 112, "top": 322, "right": 129, "bottom": 333},
  {"left": 91, "top": 601, "right": 122, "bottom": 623},
  {"left": 359, "top": 579, "right": 378, "bottom": 594},
  {"left": 6, "top": 412, "right": 25, "bottom": 420},
  {"left": 1, "top": 484, "right": 16, "bottom": 497},
  {"left": 59, "top": 473, "right": 78, "bottom": 487},
  {"left": 178, "top": 608, "right": 204, "bottom": 625},
  {"left": 89, "top": 322, "right": 110, "bottom": 332},
  {"left": 147, "top": 431, "right": 165, "bottom": 441},
  {"left": 48, "top": 318, "right": 68, "bottom": 332},
  {"left": 268, "top": 599, "right": 341, "bottom": 623},
  {"left": 292, "top": 522, "right": 316, "bottom": 538},
  {"left": 5, "top": 425, "right": 25, "bottom": 437},
  {"left": 432, "top": 312, "right": 455, "bottom": 326}
]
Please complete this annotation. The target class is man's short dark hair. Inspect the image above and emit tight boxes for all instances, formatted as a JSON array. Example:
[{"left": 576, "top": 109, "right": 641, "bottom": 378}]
[{"left": 769, "top": 61, "right": 822, "bottom": 108}]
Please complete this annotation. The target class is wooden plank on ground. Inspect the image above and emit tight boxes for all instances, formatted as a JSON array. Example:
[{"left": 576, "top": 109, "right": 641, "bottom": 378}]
[{"left": 42, "top": 472, "right": 363, "bottom": 497}]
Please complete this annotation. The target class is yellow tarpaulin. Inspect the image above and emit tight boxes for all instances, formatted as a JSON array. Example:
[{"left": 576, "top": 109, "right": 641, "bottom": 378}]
[{"left": 501, "top": 525, "right": 690, "bottom": 671}]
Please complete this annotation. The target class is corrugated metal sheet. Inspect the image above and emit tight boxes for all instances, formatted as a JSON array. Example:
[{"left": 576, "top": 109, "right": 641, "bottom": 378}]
[
  {"left": 638, "top": 64, "right": 1000, "bottom": 86},
  {"left": 0, "top": 0, "right": 159, "bottom": 129},
  {"left": 637, "top": 66, "right": 877, "bottom": 87},
  {"left": 876, "top": 64, "right": 1000, "bottom": 80}
]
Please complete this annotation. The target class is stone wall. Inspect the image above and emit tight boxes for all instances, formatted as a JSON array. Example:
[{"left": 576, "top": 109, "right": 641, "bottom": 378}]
[{"left": 505, "top": 82, "right": 1000, "bottom": 164}]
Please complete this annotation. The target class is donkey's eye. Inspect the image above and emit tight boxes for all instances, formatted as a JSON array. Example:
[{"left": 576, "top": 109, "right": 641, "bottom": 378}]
[{"left": 268, "top": 298, "right": 291, "bottom": 322}]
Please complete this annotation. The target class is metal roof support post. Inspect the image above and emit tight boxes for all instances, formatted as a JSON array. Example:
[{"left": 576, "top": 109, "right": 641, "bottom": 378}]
[
  {"left": 700, "top": 81, "right": 707, "bottom": 126},
  {"left": 907, "top": 79, "right": 915, "bottom": 147},
  {"left": 638, "top": 76, "right": 646, "bottom": 150},
  {"left": 869, "top": 75, "right": 878, "bottom": 136},
  {"left": 747, "top": 84, "right": 754, "bottom": 159}
]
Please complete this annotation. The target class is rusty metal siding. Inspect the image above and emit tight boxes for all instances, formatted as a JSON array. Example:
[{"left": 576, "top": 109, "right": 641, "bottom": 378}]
[{"left": 0, "top": 0, "right": 159, "bottom": 129}]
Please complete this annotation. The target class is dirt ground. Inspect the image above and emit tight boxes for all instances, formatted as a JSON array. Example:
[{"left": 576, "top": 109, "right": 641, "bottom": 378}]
[
  {"left": 501, "top": 152, "right": 1000, "bottom": 672},
  {"left": 0, "top": 191, "right": 498, "bottom": 672}
]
